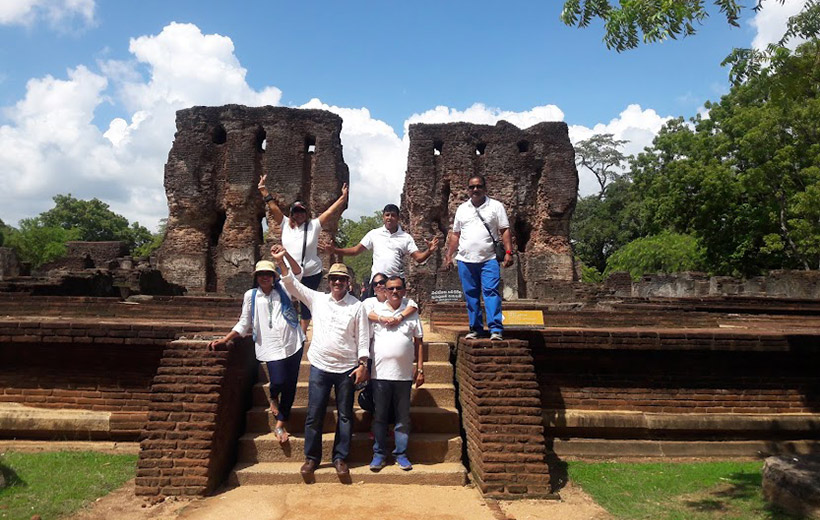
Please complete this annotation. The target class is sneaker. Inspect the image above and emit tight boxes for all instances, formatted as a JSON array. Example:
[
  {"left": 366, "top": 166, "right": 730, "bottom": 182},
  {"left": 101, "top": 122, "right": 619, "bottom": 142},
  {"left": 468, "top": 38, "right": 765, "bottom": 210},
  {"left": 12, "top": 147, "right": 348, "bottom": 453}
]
[
  {"left": 396, "top": 455, "right": 413, "bottom": 471},
  {"left": 490, "top": 332, "right": 503, "bottom": 341},
  {"left": 369, "top": 454, "right": 387, "bottom": 472},
  {"left": 464, "top": 331, "right": 480, "bottom": 340}
]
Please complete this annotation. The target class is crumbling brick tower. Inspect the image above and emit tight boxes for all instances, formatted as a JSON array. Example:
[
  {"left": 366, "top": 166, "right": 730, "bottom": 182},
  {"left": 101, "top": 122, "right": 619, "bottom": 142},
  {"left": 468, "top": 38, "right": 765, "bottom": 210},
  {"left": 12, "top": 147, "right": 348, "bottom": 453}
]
[
  {"left": 402, "top": 121, "right": 577, "bottom": 302},
  {"left": 157, "top": 105, "right": 349, "bottom": 293}
]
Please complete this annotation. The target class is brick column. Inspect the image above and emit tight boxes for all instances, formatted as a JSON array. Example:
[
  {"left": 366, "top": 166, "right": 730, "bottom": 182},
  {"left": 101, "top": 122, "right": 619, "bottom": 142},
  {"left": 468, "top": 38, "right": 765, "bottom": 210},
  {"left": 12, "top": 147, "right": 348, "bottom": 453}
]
[
  {"left": 455, "top": 338, "right": 552, "bottom": 498},
  {"left": 135, "top": 338, "right": 256, "bottom": 498}
]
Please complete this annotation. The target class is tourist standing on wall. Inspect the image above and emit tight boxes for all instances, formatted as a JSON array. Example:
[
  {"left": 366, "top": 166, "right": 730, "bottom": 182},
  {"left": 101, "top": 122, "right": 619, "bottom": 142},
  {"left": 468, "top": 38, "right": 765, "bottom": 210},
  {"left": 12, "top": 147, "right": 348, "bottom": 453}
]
[
  {"left": 276, "top": 258, "right": 369, "bottom": 482},
  {"left": 208, "top": 245, "right": 304, "bottom": 444},
  {"left": 327, "top": 204, "right": 440, "bottom": 293},
  {"left": 367, "top": 276, "right": 424, "bottom": 472},
  {"left": 443, "top": 174, "right": 513, "bottom": 341},
  {"left": 258, "top": 174, "right": 349, "bottom": 334}
]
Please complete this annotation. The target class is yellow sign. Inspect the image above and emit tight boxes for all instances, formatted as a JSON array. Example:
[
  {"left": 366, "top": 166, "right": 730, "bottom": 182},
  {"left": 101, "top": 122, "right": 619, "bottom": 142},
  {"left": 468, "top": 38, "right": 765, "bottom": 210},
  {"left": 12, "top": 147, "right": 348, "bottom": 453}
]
[{"left": 502, "top": 310, "right": 544, "bottom": 326}]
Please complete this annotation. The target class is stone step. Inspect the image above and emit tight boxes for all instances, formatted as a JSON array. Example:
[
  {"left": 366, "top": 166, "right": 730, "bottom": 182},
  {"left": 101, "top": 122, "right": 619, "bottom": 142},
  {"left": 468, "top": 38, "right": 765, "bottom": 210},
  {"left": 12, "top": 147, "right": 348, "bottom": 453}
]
[
  {"left": 229, "top": 461, "right": 467, "bottom": 486},
  {"left": 551, "top": 438, "right": 820, "bottom": 458},
  {"left": 237, "top": 432, "right": 462, "bottom": 463},
  {"left": 257, "top": 360, "right": 453, "bottom": 384},
  {"left": 253, "top": 383, "right": 456, "bottom": 408},
  {"left": 298, "top": 341, "right": 452, "bottom": 362},
  {"left": 245, "top": 406, "right": 461, "bottom": 434}
]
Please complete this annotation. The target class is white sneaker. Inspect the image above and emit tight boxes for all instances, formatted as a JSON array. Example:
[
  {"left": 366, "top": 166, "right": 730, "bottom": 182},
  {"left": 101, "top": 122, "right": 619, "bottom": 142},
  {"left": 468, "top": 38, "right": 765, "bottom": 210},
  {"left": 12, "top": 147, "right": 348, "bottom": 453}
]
[
  {"left": 464, "top": 331, "right": 480, "bottom": 340},
  {"left": 490, "top": 332, "right": 503, "bottom": 341}
]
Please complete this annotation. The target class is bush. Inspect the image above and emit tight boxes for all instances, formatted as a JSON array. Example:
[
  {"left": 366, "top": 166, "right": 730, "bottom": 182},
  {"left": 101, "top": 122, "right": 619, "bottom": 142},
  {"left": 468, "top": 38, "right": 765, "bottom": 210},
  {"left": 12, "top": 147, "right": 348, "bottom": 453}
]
[{"left": 604, "top": 232, "right": 705, "bottom": 280}]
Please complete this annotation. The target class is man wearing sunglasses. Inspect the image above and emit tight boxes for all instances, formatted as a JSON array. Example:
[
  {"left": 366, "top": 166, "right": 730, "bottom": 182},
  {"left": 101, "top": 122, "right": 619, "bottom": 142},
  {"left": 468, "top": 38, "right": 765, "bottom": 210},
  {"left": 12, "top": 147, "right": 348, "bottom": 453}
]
[
  {"left": 367, "top": 276, "right": 424, "bottom": 472},
  {"left": 276, "top": 259, "right": 369, "bottom": 482},
  {"left": 443, "top": 174, "right": 513, "bottom": 341}
]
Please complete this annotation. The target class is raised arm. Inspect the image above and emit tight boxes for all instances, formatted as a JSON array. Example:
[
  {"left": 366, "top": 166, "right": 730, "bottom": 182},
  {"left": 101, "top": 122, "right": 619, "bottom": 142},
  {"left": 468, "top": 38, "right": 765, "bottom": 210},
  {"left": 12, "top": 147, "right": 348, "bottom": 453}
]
[
  {"left": 410, "top": 235, "right": 440, "bottom": 264},
  {"left": 271, "top": 244, "right": 302, "bottom": 278},
  {"left": 258, "top": 174, "right": 285, "bottom": 225},
  {"left": 329, "top": 243, "right": 367, "bottom": 257},
  {"left": 317, "top": 183, "right": 349, "bottom": 229}
]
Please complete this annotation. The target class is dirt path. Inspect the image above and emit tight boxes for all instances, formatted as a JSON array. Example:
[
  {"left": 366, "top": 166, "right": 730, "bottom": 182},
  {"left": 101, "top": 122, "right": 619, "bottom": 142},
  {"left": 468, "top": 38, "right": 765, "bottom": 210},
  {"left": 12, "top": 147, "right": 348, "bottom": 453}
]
[{"left": 65, "top": 480, "right": 611, "bottom": 520}]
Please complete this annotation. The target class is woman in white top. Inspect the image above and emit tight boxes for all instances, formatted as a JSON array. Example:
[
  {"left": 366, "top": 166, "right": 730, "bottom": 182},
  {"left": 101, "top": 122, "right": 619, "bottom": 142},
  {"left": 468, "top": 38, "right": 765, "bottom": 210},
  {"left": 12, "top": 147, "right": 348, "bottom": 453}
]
[
  {"left": 258, "top": 174, "right": 349, "bottom": 334},
  {"left": 208, "top": 245, "right": 304, "bottom": 443}
]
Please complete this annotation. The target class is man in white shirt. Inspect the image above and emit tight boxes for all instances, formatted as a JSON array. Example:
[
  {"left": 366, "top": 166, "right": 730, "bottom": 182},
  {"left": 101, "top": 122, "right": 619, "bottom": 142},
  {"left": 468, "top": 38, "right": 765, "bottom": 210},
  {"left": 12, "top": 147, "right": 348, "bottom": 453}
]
[
  {"left": 329, "top": 204, "right": 440, "bottom": 287},
  {"left": 367, "top": 276, "right": 424, "bottom": 472},
  {"left": 277, "top": 260, "right": 369, "bottom": 482},
  {"left": 443, "top": 175, "right": 513, "bottom": 341}
]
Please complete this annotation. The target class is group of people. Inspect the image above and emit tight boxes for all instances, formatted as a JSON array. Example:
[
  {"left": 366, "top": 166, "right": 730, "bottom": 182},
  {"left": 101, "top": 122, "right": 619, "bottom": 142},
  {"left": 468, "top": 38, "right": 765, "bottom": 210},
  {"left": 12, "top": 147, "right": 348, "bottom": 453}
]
[{"left": 208, "top": 172, "right": 512, "bottom": 480}]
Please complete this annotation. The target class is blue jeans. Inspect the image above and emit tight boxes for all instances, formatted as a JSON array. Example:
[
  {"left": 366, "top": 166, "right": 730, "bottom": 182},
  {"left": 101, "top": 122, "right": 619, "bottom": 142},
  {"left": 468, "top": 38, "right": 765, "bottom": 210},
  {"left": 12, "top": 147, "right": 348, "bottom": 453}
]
[
  {"left": 265, "top": 347, "right": 303, "bottom": 422},
  {"left": 372, "top": 379, "right": 412, "bottom": 458},
  {"left": 304, "top": 365, "right": 355, "bottom": 463},
  {"left": 457, "top": 259, "right": 503, "bottom": 334}
]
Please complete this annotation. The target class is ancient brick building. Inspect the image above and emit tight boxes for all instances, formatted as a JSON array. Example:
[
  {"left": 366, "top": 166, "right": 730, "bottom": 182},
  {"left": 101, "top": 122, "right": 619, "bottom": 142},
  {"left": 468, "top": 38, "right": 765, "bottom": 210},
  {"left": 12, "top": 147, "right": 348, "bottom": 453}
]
[
  {"left": 157, "top": 105, "right": 349, "bottom": 293},
  {"left": 402, "top": 121, "right": 578, "bottom": 302}
]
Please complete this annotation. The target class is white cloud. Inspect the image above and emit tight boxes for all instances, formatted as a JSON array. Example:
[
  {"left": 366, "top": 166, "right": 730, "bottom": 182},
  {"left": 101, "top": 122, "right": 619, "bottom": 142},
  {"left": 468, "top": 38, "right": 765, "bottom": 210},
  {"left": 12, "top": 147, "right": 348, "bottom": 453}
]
[
  {"left": 405, "top": 103, "right": 565, "bottom": 133},
  {"left": 0, "top": 0, "right": 95, "bottom": 28},
  {"left": 0, "top": 22, "right": 281, "bottom": 231},
  {"left": 750, "top": 0, "right": 808, "bottom": 50},
  {"left": 568, "top": 104, "right": 671, "bottom": 197}
]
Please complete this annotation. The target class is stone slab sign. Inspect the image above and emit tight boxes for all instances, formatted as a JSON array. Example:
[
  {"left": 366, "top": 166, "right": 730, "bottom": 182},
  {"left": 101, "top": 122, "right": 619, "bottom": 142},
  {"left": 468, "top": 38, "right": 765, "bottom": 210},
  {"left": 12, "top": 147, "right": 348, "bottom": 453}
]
[
  {"left": 402, "top": 121, "right": 578, "bottom": 304},
  {"left": 763, "top": 455, "right": 820, "bottom": 519},
  {"left": 157, "top": 105, "right": 349, "bottom": 294}
]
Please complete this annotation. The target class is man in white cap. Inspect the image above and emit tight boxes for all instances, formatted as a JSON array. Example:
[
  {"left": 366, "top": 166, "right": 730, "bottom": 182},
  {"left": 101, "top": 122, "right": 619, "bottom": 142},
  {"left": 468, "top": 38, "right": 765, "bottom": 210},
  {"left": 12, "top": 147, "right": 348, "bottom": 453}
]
[{"left": 275, "top": 257, "right": 369, "bottom": 482}]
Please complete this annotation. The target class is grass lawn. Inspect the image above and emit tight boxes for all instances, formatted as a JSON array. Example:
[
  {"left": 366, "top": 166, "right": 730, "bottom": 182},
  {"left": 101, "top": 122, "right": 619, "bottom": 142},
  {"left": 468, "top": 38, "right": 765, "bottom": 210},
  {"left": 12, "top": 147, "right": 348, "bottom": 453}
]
[
  {"left": 568, "top": 460, "right": 802, "bottom": 520},
  {"left": 0, "top": 451, "right": 137, "bottom": 520}
]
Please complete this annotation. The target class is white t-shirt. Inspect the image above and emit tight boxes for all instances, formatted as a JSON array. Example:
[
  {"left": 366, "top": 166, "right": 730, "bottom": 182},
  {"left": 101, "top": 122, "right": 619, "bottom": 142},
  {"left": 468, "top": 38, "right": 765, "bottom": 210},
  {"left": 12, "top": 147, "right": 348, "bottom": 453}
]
[
  {"left": 370, "top": 300, "right": 423, "bottom": 381},
  {"left": 363, "top": 296, "right": 417, "bottom": 337},
  {"left": 231, "top": 285, "right": 305, "bottom": 362},
  {"left": 282, "top": 273, "right": 370, "bottom": 373},
  {"left": 453, "top": 197, "right": 510, "bottom": 264},
  {"left": 359, "top": 225, "right": 419, "bottom": 281},
  {"left": 281, "top": 216, "right": 323, "bottom": 277}
]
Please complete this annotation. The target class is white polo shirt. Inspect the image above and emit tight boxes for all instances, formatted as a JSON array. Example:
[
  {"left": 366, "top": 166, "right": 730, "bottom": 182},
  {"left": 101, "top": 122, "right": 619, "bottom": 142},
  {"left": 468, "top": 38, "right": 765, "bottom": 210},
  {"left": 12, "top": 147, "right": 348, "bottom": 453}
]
[
  {"left": 452, "top": 197, "right": 510, "bottom": 264},
  {"left": 281, "top": 216, "right": 323, "bottom": 277},
  {"left": 370, "top": 300, "right": 423, "bottom": 381},
  {"left": 363, "top": 296, "right": 418, "bottom": 337},
  {"left": 282, "top": 273, "right": 370, "bottom": 373},
  {"left": 359, "top": 225, "right": 419, "bottom": 281},
  {"left": 231, "top": 285, "right": 305, "bottom": 362}
]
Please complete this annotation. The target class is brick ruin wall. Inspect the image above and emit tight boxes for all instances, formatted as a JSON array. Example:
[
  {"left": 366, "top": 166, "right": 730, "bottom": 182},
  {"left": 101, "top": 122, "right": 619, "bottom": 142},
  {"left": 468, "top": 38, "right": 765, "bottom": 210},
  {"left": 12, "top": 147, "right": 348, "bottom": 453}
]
[
  {"left": 157, "top": 105, "right": 348, "bottom": 294},
  {"left": 402, "top": 121, "right": 578, "bottom": 303}
]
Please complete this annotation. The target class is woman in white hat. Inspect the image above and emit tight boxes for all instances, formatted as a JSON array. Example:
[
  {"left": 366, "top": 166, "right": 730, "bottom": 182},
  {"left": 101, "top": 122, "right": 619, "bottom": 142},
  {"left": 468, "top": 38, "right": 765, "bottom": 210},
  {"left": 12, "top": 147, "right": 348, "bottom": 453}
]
[
  {"left": 209, "top": 245, "right": 304, "bottom": 443},
  {"left": 258, "top": 174, "right": 349, "bottom": 334}
]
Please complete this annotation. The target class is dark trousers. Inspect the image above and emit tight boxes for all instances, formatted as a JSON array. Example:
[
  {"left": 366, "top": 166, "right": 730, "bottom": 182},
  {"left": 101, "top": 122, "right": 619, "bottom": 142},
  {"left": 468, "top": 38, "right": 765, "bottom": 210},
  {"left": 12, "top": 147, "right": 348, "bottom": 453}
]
[
  {"left": 265, "top": 347, "right": 303, "bottom": 422},
  {"left": 372, "top": 379, "right": 412, "bottom": 458},
  {"left": 304, "top": 365, "right": 355, "bottom": 463}
]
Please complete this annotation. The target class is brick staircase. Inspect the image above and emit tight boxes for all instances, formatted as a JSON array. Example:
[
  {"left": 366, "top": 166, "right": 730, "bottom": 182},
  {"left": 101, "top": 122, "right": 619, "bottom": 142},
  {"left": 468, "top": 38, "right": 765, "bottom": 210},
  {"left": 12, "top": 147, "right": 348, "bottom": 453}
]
[{"left": 228, "top": 341, "right": 467, "bottom": 485}]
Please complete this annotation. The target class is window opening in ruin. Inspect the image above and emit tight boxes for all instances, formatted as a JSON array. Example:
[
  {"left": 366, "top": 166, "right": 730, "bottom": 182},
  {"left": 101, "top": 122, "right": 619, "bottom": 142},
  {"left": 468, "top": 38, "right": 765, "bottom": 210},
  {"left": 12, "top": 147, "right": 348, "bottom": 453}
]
[
  {"left": 476, "top": 143, "right": 486, "bottom": 155},
  {"left": 256, "top": 127, "right": 267, "bottom": 153},
  {"left": 212, "top": 125, "right": 227, "bottom": 145},
  {"left": 259, "top": 215, "right": 268, "bottom": 244},
  {"left": 518, "top": 140, "right": 529, "bottom": 153},
  {"left": 514, "top": 217, "right": 531, "bottom": 253},
  {"left": 433, "top": 140, "right": 443, "bottom": 156},
  {"left": 305, "top": 135, "right": 316, "bottom": 154},
  {"left": 210, "top": 211, "right": 226, "bottom": 247}
]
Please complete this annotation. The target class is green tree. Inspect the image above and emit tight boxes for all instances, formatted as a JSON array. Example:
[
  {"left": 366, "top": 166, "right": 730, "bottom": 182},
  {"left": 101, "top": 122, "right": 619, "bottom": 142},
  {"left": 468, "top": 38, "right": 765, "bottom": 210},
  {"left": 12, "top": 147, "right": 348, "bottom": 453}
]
[
  {"left": 605, "top": 231, "right": 706, "bottom": 280},
  {"left": 133, "top": 219, "right": 167, "bottom": 258},
  {"left": 630, "top": 39, "right": 820, "bottom": 274},
  {"left": 575, "top": 133, "right": 629, "bottom": 197},
  {"left": 561, "top": 0, "right": 792, "bottom": 51},
  {"left": 38, "top": 194, "right": 153, "bottom": 251},
  {"left": 571, "top": 178, "right": 642, "bottom": 273},
  {"left": 4, "top": 219, "right": 81, "bottom": 268},
  {"left": 336, "top": 212, "right": 382, "bottom": 283}
]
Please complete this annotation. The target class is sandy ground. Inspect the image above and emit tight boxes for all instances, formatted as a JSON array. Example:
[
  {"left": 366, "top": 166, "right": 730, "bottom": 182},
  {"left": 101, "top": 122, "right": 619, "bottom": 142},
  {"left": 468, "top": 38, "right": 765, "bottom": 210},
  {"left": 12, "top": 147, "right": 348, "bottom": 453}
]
[{"left": 63, "top": 479, "right": 612, "bottom": 520}]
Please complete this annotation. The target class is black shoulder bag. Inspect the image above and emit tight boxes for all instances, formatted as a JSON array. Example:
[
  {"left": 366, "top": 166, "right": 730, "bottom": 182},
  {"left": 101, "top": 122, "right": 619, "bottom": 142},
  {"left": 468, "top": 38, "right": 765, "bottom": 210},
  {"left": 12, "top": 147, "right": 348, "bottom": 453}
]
[{"left": 474, "top": 208, "right": 506, "bottom": 263}]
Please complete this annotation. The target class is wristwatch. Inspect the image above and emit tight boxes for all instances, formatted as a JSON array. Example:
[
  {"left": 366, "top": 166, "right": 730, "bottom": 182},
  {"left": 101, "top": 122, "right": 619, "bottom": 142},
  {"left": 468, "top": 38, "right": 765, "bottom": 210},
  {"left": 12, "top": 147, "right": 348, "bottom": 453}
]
[
  {"left": 416, "top": 368, "right": 424, "bottom": 375},
  {"left": 263, "top": 194, "right": 274, "bottom": 203}
]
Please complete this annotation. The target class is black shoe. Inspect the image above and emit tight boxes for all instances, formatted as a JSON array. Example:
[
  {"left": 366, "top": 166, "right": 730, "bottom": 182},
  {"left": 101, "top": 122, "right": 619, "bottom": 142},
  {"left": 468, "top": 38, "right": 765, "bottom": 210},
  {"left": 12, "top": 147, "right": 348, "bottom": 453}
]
[
  {"left": 300, "top": 459, "right": 317, "bottom": 483},
  {"left": 333, "top": 458, "right": 350, "bottom": 476}
]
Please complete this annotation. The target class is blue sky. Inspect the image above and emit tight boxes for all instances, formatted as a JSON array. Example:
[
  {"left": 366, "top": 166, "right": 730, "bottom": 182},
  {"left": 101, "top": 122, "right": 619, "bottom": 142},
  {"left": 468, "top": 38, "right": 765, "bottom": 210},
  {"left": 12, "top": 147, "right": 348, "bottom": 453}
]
[{"left": 0, "top": 0, "right": 807, "bottom": 230}]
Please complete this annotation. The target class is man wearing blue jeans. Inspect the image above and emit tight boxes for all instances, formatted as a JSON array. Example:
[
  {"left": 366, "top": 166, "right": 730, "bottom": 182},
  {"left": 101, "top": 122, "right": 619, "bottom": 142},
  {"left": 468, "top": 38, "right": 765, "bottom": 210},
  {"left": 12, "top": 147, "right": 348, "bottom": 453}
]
[
  {"left": 279, "top": 260, "right": 369, "bottom": 482},
  {"left": 444, "top": 174, "right": 513, "bottom": 340},
  {"left": 367, "top": 276, "right": 425, "bottom": 471}
]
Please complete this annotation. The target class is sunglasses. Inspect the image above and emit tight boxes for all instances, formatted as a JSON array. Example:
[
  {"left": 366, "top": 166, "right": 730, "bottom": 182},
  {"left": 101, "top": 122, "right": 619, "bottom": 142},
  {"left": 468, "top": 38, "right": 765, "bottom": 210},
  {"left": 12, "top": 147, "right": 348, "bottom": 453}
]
[
  {"left": 468, "top": 184, "right": 485, "bottom": 190},
  {"left": 372, "top": 279, "right": 387, "bottom": 286},
  {"left": 328, "top": 276, "right": 348, "bottom": 282},
  {"left": 385, "top": 286, "right": 405, "bottom": 292}
]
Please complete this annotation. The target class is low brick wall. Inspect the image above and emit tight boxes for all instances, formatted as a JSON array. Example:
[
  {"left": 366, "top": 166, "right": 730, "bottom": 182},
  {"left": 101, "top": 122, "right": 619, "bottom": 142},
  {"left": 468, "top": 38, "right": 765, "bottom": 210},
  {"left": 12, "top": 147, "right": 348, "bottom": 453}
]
[
  {"left": 455, "top": 338, "right": 552, "bottom": 498},
  {"left": 135, "top": 338, "right": 256, "bottom": 498}
]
